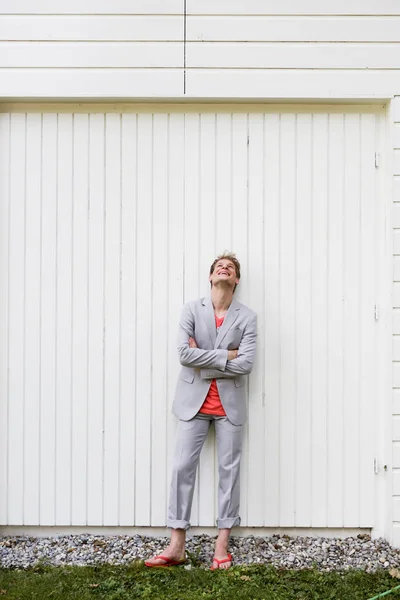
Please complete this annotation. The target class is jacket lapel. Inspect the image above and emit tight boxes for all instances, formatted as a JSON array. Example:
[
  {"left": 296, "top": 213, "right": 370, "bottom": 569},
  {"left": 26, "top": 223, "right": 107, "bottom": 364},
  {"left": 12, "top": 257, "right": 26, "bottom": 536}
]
[
  {"left": 202, "top": 296, "right": 217, "bottom": 347},
  {"left": 214, "top": 299, "right": 240, "bottom": 348}
]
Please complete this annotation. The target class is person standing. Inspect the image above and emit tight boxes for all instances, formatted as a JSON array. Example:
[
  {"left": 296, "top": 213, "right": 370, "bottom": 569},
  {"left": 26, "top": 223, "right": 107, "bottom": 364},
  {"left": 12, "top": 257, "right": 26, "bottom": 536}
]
[{"left": 145, "top": 252, "right": 257, "bottom": 570}]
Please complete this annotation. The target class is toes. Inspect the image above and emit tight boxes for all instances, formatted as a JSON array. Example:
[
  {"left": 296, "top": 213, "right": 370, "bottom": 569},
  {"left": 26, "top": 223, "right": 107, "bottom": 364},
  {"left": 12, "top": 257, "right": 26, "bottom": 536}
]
[{"left": 146, "top": 558, "right": 164, "bottom": 566}]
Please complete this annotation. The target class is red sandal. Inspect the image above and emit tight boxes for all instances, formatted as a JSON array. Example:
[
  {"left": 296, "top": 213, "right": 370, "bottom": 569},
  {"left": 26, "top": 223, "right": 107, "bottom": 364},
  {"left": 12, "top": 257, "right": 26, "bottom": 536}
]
[
  {"left": 210, "top": 553, "right": 233, "bottom": 570},
  {"left": 145, "top": 555, "right": 186, "bottom": 568}
]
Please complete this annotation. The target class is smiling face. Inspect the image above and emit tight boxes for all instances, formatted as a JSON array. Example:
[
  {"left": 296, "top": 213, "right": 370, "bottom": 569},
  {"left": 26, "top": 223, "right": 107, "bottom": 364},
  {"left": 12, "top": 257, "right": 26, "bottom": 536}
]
[{"left": 209, "top": 257, "right": 240, "bottom": 292}]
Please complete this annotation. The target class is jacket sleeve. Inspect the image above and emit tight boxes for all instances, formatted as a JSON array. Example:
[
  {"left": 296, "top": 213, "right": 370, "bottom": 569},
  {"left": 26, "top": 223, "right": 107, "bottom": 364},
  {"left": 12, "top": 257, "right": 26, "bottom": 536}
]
[
  {"left": 177, "top": 302, "right": 229, "bottom": 370},
  {"left": 200, "top": 314, "right": 257, "bottom": 379}
]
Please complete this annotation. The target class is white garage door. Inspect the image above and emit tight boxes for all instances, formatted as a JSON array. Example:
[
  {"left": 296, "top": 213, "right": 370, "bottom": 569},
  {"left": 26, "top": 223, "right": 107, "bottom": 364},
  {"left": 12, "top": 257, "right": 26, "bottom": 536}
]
[{"left": 0, "top": 106, "right": 382, "bottom": 528}]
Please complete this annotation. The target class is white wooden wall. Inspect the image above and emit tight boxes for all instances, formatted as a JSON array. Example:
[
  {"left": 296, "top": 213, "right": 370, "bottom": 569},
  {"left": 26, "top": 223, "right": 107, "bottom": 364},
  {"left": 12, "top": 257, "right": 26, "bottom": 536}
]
[
  {"left": 0, "top": 0, "right": 184, "bottom": 98},
  {"left": 0, "top": 106, "right": 381, "bottom": 528},
  {"left": 1, "top": 1, "right": 400, "bottom": 98}
]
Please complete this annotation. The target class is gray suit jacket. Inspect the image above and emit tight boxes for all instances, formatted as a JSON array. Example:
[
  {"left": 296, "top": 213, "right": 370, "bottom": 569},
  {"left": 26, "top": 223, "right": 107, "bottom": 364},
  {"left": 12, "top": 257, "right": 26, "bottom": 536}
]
[{"left": 172, "top": 296, "right": 257, "bottom": 425}]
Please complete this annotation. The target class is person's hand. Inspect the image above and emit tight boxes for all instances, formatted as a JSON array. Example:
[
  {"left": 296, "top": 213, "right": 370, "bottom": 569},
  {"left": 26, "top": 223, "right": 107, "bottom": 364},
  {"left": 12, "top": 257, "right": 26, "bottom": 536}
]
[
  {"left": 228, "top": 349, "right": 238, "bottom": 360},
  {"left": 189, "top": 337, "right": 198, "bottom": 348}
]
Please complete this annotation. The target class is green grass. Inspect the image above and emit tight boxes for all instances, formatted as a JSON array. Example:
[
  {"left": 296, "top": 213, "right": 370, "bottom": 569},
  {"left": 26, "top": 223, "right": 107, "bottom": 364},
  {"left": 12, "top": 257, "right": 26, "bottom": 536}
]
[{"left": 1, "top": 562, "right": 400, "bottom": 600}]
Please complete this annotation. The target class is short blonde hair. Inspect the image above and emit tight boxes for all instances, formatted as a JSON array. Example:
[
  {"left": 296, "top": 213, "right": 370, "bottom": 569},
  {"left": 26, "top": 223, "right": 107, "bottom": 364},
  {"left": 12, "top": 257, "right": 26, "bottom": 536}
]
[{"left": 209, "top": 252, "right": 241, "bottom": 292}]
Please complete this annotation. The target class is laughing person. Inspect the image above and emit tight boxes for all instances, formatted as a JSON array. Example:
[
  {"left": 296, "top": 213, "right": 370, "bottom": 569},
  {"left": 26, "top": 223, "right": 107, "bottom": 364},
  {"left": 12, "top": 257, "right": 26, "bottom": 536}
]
[{"left": 145, "top": 252, "right": 258, "bottom": 570}]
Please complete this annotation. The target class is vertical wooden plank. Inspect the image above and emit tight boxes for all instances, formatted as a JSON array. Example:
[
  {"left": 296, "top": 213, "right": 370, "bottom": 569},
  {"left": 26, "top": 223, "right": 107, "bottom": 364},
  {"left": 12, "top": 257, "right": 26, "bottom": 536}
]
[
  {"left": 55, "top": 114, "right": 73, "bottom": 525},
  {"left": 0, "top": 114, "right": 10, "bottom": 524},
  {"left": 135, "top": 113, "right": 153, "bottom": 525},
  {"left": 342, "top": 114, "right": 361, "bottom": 526},
  {"left": 119, "top": 113, "right": 137, "bottom": 526},
  {"left": 8, "top": 113, "right": 25, "bottom": 524},
  {"left": 166, "top": 113, "right": 185, "bottom": 526},
  {"left": 327, "top": 113, "right": 344, "bottom": 527},
  {"left": 23, "top": 114, "right": 41, "bottom": 525},
  {"left": 215, "top": 113, "right": 232, "bottom": 253},
  {"left": 311, "top": 114, "right": 328, "bottom": 527},
  {"left": 151, "top": 113, "right": 169, "bottom": 525},
  {"left": 231, "top": 114, "right": 248, "bottom": 302},
  {"left": 87, "top": 113, "right": 105, "bottom": 525},
  {"left": 40, "top": 113, "right": 57, "bottom": 525},
  {"left": 279, "top": 113, "right": 296, "bottom": 526},
  {"left": 231, "top": 113, "right": 248, "bottom": 524},
  {"left": 246, "top": 112, "right": 265, "bottom": 526},
  {"left": 71, "top": 113, "right": 89, "bottom": 525},
  {"left": 264, "top": 113, "right": 280, "bottom": 526},
  {"left": 183, "top": 112, "right": 200, "bottom": 525},
  {"left": 103, "top": 113, "right": 121, "bottom": 525},
  {"left": 198, "top": 112, "right": 216, "bottom": 526},
  {"left": 359, "top": 114, "right": 377, "bottom": 526},
  {"left": 294, "top": 113, "right": 312, "bottom": 525},
  {"left": 183, "top": 113, "right": 201, "bottom": 301}
]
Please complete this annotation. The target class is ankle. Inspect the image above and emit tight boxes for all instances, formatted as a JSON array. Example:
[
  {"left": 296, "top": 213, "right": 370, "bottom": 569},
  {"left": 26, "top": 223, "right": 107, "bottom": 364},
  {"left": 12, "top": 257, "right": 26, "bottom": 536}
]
[{"left": 169, "top": 540, "right": 185, "bottom": 553}]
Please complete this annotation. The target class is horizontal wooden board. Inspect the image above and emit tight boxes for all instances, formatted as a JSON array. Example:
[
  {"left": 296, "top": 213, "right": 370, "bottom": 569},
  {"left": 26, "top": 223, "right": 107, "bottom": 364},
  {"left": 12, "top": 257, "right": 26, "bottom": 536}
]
[
  {"left": 0, "top": 42, "right": 183, "bottom": 68},
  {"left": 185, "top": 69, "right": 398, "bottom": 99},
  {"left": 0, "top": 0, "right": 183, "bottom": 14},
  {"left": 0, "top": 69, "right": 184, "bottom": 98},
  {"left": 394, "top": 204, "right": 400, "bottom": 228},
  {"left": 394, "top": 363, "right": 400, "bottom": 388},
  {"left": 0, "top": 103, "right": 385, "bottom": 114},
  {"left": 394, "top": 310, "right": 400, "bottom": 335},
  {"left": 187, "top": 0, "right": 400, "bottom": 15},
  {"left": 394, "top": 416, "right": 400, "bottom": 441},
  {"left": 394, "top": 256, "right": 400, "bottom": 281},
  {"left": 186, "top": 16, "right": 400, "bottom": 42},
  {"left": 186, "top": 42, "right": 400, "bottom": 69},
  {"left": 395, "top": 150, "right": 400, "bottom": 175},
  {"left": 0, "top": 16, "right": 183, "bottom": 41},
  {"left": 394, "top": 390, "right": 400, "bottom": 413},
  {"left": 394, "top": 230, "right": 400, "bottom": 254},
  {"left": 395, "top": 125, "right": 400, "bottom": 148},
  {"left": 394, "top": 497, "right": 400, "bottom": 521},
  {"left": 394, "top": 471, "right": 400, "bottom": 495},
  {"left": 395, "top": 178, "right": 400, "bottom": 203}
]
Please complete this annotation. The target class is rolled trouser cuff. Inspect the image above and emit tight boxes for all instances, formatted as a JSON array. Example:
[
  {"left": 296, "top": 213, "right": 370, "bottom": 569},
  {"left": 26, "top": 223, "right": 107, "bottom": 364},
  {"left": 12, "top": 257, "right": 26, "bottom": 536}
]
[
  {"left": 167, "top": 519, "right": 190, "bottom": 531},
  {"left": 216, "top": 516, "right": 241, "bottom": 529}
]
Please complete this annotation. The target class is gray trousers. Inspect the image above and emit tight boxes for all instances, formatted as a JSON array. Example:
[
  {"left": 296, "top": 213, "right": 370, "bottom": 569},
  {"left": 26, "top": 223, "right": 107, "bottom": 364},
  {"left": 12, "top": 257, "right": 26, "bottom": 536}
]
[{"left": 167, "top": 413, "right": 243, "bottom": 530}]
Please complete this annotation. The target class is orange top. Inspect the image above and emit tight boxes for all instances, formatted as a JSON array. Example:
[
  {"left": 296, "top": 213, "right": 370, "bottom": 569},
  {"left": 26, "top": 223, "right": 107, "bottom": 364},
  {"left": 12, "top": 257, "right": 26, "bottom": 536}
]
[{"left": 199, "top": 315, "right": 227, "bottom": 417}]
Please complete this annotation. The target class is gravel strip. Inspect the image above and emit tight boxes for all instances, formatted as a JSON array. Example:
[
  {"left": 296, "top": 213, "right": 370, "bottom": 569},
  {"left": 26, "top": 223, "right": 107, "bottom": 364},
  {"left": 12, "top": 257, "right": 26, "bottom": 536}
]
[{"left": 0, "top": 533, "right": 399, "bottom": 572}]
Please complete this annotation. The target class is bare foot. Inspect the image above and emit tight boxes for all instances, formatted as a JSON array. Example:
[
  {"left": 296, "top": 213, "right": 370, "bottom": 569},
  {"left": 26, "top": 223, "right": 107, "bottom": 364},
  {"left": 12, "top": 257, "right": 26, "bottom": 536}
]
[
  {"left": 211, "top": 552, "right": 232, "bottom": 570},
  {"left": 212, "top": 538, "right": 232, "bottom": 570},
  {"left": 145, "top": 544, "right": 185, "bottom": 567}
]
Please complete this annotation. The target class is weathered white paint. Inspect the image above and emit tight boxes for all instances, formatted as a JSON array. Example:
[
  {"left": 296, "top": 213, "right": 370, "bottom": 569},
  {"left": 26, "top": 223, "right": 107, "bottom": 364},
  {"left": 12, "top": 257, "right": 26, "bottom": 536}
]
[{"left": 0, "top": 106, "right": 382, "bottom": 529}]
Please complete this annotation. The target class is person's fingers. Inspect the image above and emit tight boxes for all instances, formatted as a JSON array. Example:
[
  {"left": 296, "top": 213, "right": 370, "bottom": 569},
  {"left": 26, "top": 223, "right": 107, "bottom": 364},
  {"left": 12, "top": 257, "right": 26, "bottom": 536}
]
[{"left": 188, "top": 337, "right": 198, "bottom": 348}]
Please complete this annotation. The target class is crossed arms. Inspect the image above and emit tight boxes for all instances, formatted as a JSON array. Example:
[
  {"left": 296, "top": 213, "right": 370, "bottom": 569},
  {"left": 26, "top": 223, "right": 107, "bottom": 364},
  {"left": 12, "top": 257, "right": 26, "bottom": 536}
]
[{"left": 177, "top": 303, "right": 257, "bottom": 380}]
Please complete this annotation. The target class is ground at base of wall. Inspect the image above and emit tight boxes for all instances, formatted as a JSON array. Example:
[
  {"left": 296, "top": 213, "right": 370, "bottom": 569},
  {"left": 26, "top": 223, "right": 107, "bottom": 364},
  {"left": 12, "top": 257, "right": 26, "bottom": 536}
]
[{"left": 0, "top": 532, "right": 399, "bottom": 573}]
